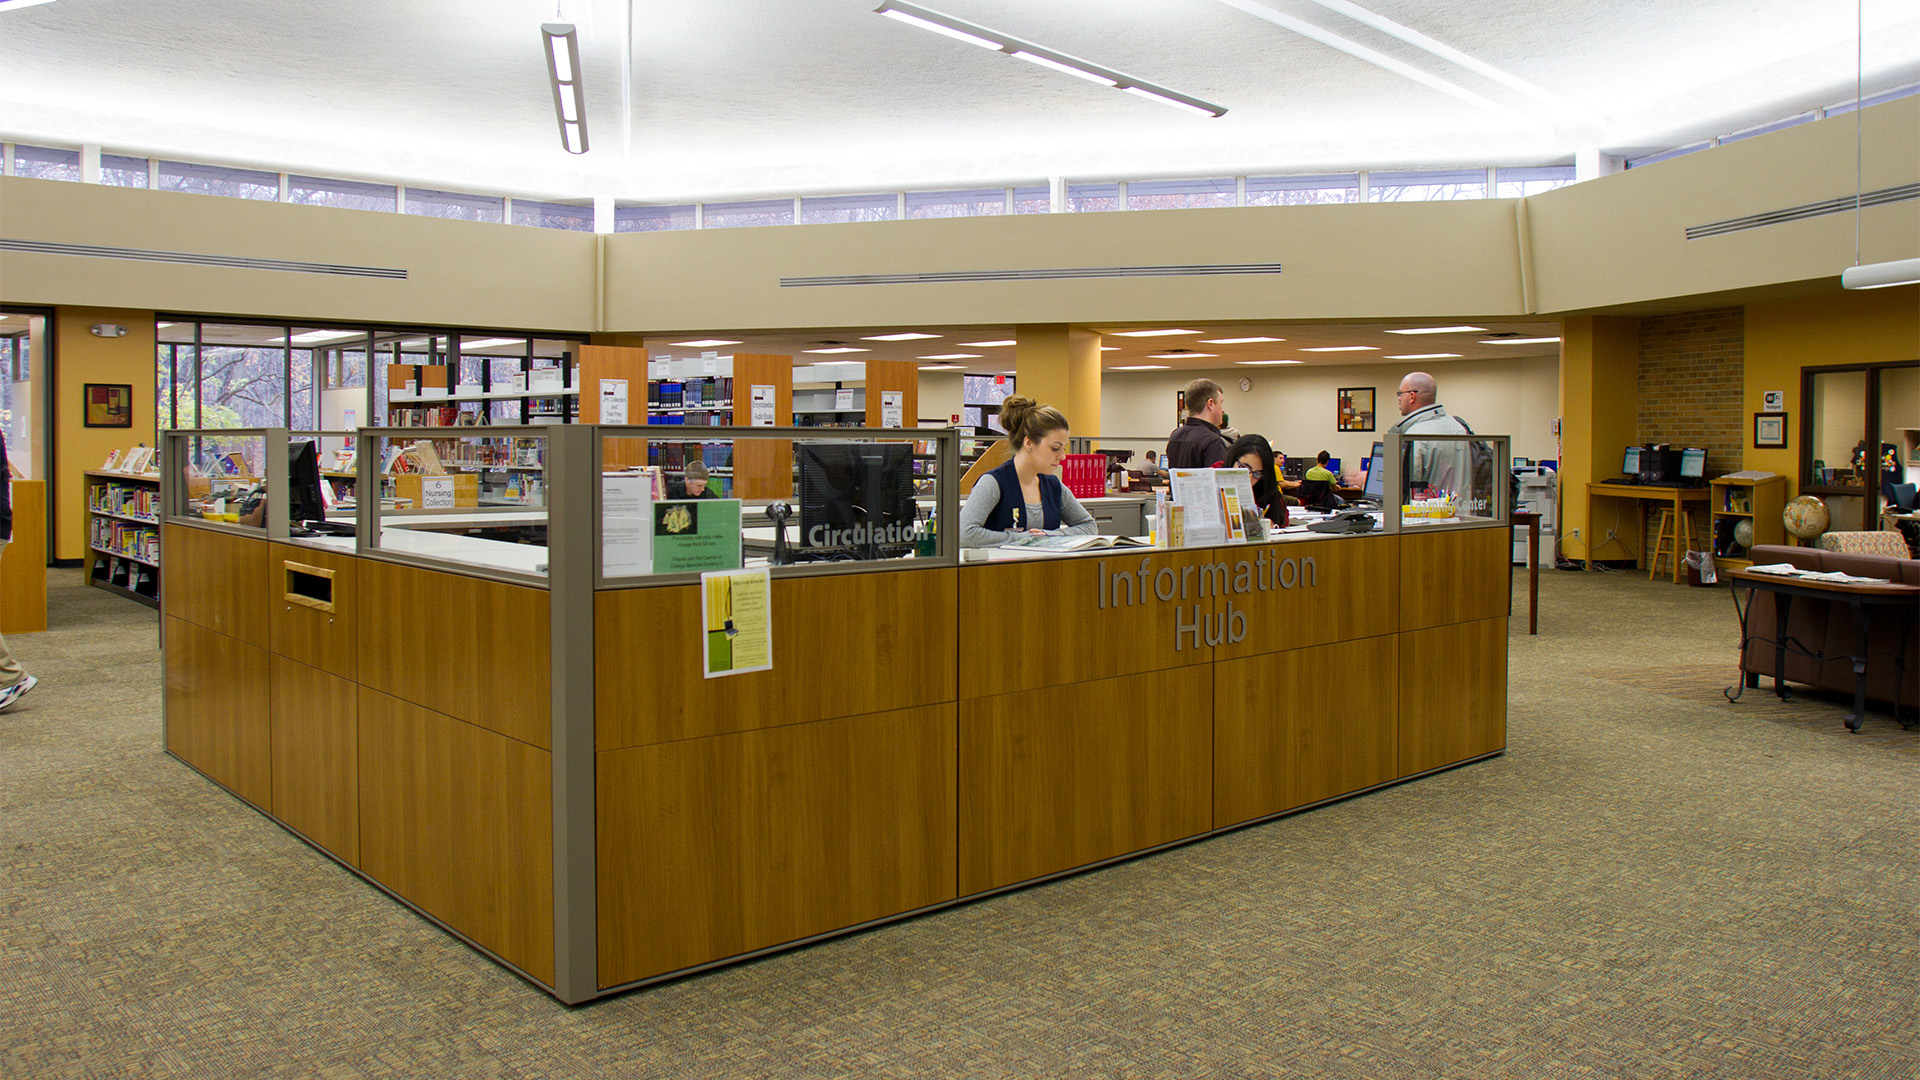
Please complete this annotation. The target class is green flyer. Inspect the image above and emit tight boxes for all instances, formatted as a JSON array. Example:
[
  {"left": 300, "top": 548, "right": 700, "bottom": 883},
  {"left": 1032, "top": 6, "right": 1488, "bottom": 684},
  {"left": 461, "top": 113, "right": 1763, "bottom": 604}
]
[{"left": 652, "top": 498, "right": 743, "bottom": 573}]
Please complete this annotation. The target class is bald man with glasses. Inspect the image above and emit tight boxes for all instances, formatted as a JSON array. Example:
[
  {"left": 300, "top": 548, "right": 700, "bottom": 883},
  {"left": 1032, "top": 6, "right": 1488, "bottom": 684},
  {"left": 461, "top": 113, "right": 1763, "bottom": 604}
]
[{"left": 1387, "top": 371, "right": 1471, "bottom": 497}]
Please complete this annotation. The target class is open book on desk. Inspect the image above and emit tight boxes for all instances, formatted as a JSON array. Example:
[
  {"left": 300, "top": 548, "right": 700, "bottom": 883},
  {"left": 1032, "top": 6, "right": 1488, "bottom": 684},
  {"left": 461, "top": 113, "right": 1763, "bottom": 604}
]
[
  {"left": 1746, "top": 563, "right": 1890, "bottom": 585},
  {"left": 1003, "top": 533, "right": 1150, "bottom": 552}
]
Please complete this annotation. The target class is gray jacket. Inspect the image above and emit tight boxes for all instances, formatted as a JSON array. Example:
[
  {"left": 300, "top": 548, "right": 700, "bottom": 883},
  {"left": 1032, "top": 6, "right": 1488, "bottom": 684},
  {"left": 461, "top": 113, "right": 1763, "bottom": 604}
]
[{"left": 1389, "top": 403, "right": 1472, "bottom": 495}]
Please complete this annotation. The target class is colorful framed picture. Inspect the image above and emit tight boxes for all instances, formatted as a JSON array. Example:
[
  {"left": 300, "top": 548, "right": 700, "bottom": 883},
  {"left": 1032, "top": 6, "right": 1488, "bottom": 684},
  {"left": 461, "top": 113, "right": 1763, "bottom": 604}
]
[
  {"left": 1337, "top": 387, "right": 1375, "bottom": 432},
  {"left": 84, "top": 383, "right": 134, "bottom": 428},
  {"left": 1754, "top": 412, "right": 1788, "bottom": 449}
]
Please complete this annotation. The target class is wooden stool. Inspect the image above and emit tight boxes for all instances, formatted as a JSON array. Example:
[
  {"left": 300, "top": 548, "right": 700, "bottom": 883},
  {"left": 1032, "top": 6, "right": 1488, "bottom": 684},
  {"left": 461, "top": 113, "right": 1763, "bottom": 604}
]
[{"left": 1648, "top": 508, "right": 1695, "bottom": 581}]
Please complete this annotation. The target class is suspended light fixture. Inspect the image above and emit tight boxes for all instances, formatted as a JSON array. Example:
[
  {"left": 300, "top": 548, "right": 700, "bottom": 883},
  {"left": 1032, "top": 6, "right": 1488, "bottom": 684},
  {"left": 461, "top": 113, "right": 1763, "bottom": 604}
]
[
  {"left": 873, "top": 0, "right": 1226, "bottom": 118},
  {"left": 1841, "top": 0, "right": 1917, "bottom": 290},
  {"left": 542, "top": 22, "right": 589, "bottom": 154}
]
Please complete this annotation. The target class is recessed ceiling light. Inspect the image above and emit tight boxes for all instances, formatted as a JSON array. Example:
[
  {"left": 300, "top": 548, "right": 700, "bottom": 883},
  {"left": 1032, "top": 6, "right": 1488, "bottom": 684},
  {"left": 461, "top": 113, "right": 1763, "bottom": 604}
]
[
  {"left": 1199, "top": 337, "right": 1286, "bottom": 344},
  {"left": 670, "top": 338, "right": 742, "bottom": 347},
  {"left": 1480, "top": 336, "right": 1562, "bottom": 345},
  {"left": 1100, "top": 346, "right": 1122, "bottom": 351},
  {"left": 0, "top": 0, "right": 61, "bottom": 12},
  {"left": 1300, "top": 346, "right": 1379, "bottom": 352},
  {"left": 1386, "top": 325, "right": 1488, "bottom": 335},
  {"left": 918, "top": 353, "right": 982, "bottom": 360},
  {"left": 1109, "top": 364, "right": 1173, "bottom": 371},
  {"left": 1385, "top": 353, "right": 1462, "bottom": 360},
  {"left": 1237, "top": 360, "right": 1303, "bottom": 366},
  {"left": 863, "top": 332, "right": 941, "bottom": 341},
  {"left": 804, "top": 347, "right": 869, "bottom": 354},
  {"left": 1111, "top": 328, "right": 1202, "bottom": 337},
  {"left": 459, "top": 337, "right": 526, "bottom": 350},
  {"left": 918, "top": 363, "right": 964, "bottom": 370},
  {"left": 1148, "top": 352, "right": 1216, "bottom": 359},
  {"left": 958, "top": 339, "right": 1017, "bottom": 347},
  {"left": 277, "top": 330, "right": 364, "bottom": 345}
]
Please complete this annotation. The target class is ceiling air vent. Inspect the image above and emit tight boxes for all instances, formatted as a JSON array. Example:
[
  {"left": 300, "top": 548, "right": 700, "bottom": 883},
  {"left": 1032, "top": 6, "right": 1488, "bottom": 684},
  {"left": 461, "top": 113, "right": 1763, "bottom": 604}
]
[
  {"left": 0, "top": 238, "right": 407, "bottom": 280},
  {"left": 781, "top": 262, "right": 1283, "bottom": 287},
  {"left": 1686, "top": 182, "right": 1920, "bottom": 240}
]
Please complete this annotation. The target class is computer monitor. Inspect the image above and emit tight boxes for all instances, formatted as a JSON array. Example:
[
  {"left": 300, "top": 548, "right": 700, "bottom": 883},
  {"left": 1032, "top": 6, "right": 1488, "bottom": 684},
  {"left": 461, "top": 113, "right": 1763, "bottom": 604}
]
[
  {"left": 288, "top": 440, "right": 327, "bottom": 525},
  {"left": 1679, "top": 447, "right": 1706, "bottom": 480},
  {"left": 1638, "top": 445, "right": 1682, "bottom": 484},
  {"left": 1622, "top": 446, "right": 1641, "bottom": 476},
  {"left": 1361, "top": 441, "right": 1386, "bottom": 501},
  {"left": 796, "top": 441, "right": 919, "bottom": 559}
]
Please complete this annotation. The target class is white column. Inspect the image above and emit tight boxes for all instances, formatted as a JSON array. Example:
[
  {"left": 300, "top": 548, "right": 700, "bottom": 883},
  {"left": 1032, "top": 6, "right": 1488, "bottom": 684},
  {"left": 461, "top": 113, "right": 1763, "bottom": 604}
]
[
  {"left": 793, "top": 196, "right": 803, "bottom": 224},
  {"left": 694, "top": 202, "right": 705, "bottom": 229},
  {"left": 2, "top": 144, "right": 13, "bottom": 177},
  {"left": 1574, "top": 148, "right": 1621, "bottom": 182},
  {"left": 503, "top": 195, "right": 515, "bottom": 223},
  {"left": 1049, "top": 176, "right": 1067, "bottom": 213},
  {"left": 80, "top": 145, "right": 101, "bottom": 183},
  {"left": 594, "top": 194, "right": 615, "bottom": 234},
  {"left": 1117, "top": 180, "right": 1128, "bottom": 211},
  {"left": 147, "top": 159, "right": 158, "bottom": 188},
  {"left": 279, "top": 172, "right": 291, "bottom": 201},
  {"left": 1004, "top": 186, "right": 1015, "bottom": 214},
  {"left": 897, "top": 192, "right": 907, "bottom": 220},
  {"left": 1358, "top": 171, "right": 1371, "bottom": 202},
  {"left": 1236, "top": 176, "right": 1246, "bottom": 206}
]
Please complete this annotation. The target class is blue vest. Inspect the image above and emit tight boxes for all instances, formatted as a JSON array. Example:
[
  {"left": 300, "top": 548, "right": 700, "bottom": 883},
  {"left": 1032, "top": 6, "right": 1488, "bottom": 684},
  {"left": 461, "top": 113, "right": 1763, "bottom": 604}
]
[{"left": 982, "top": 460, "right": 1062, "bottom": 533}]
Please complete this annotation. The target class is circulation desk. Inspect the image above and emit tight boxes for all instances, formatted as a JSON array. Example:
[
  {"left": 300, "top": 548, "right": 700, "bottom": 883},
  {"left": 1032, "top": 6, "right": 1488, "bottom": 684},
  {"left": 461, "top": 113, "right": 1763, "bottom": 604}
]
[{"left": 159, "top": 518, "right": 1509, "bottom": 1003}]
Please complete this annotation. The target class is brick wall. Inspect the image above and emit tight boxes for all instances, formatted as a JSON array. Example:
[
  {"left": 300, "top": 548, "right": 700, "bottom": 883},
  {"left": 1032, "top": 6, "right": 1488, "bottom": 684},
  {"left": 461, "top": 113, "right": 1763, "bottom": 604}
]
[{"left": 1635, "top": 307, "right": 1745, "bottom": 559}]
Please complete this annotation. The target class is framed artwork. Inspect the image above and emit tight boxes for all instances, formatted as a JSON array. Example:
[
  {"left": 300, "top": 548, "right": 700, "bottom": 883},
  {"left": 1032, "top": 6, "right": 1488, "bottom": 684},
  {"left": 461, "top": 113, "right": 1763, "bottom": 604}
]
[
  {"left": 1762, "top": 390, "right": 1785, "bottom": 411},
  {"left": 1754, "top": 412, "right": 1788, "bottom": 449},
  {"left": 84, "top": 383, "right": 134, "bottom": 428},
  {"left": 1336, "top": 387, "right": 1375, "bottom": 432}
]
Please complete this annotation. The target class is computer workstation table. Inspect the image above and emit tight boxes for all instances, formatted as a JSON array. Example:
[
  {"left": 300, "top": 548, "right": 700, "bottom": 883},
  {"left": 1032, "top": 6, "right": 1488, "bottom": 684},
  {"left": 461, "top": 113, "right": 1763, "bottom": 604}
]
[{"left": 1584, "top": 481, "right": 1711, "bottom": 583}]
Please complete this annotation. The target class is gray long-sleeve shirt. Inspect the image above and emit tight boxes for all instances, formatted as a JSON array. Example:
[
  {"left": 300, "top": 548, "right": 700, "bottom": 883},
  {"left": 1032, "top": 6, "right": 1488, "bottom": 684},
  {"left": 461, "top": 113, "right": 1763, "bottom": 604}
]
[{"left": 960, "top": 474, "right": 1099, "bottom": 547}]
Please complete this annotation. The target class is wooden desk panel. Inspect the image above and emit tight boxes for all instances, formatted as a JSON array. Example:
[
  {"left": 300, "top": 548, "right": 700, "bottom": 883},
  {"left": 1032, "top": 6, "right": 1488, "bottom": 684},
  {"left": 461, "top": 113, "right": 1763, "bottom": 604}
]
[
  {"left": 958, "top": 668, "right": 1212, "bottom": 896},
  {"left": 1, "top": 480, "right": 46, "bottom": 633},
  {"left": 357, "top": 559, "right": 551, "bottom": 750},
  {"left": 164, "top": 615, "right": 272, "bottom": 810},
  {"left": 268, "top": 543, "right": 358, "bottom": 679},
  {"left": 1213, "top": 635, "right": 1399, "bottom": 829},
  {"left": 596, "top": 568, "right": 957, "bottom": 751},
  {"left": 1212, "top": 535, "right": 1399, "bottom": 661},
  {"left": 1398, "top": 617, "right": 1508, "bottom": 776},
  {"left": 596, "top": 703, "right": 956, "bottom": 987},
  {"left": 269, "top": 655, "right": 359, "bottom": 865},
  {"left": 1398, "top": 526, "right": 1510, "bottom": 632},
  {"left": 162, "top": 525, "right": 271, "bottom": 644},
  {"left": 358, "top": 687, "right": 555, "bottom": 985},
  {"left": 958, "top": 550, "right": 1225, "bottom": 699}
]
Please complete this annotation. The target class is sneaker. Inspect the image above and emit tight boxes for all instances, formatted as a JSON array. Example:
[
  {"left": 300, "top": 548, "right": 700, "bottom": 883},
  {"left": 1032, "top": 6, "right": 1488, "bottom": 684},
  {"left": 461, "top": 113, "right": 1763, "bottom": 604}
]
[{"left": 0, "top": 674, "right": 37, "bottom": 712}]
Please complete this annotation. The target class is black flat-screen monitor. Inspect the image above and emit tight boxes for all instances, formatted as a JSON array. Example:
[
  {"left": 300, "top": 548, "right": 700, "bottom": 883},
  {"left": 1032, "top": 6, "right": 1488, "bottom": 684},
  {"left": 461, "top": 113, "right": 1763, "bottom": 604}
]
[
  {"left": 1679, "top": 447, "right": 1706, "bottom": 480},
  {"left": 289, "top": 440, "right": 327, "bottom": 525},
  {"left": 1623, "top": 446, "right": 1641, "bottom": 476},
  {"left": 1361, "top": 441, "right": 1386, "bottom": 501},
  {"left": 796, "top": 441, "right": 919, "bottom": 559}
]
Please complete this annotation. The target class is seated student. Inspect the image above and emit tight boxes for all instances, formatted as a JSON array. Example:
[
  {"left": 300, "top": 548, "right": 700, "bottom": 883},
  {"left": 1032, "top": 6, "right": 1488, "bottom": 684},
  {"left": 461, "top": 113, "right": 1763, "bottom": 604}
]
[
  {"left": 1225, "top": 434, "right": 1288, "bottom": 528},
  {"left": 1296, "top": 450, "right": 1346, "bottom": 511},
  {"left": 960, "top": 397, "right": 1099, "bottom": 547},
  {"left": 667, "top": 461, "right": 719, "bottom": 499}
]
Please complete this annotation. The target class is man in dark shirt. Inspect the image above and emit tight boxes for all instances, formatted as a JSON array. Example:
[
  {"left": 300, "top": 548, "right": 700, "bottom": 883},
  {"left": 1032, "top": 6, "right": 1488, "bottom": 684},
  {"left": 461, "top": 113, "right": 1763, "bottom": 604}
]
[{"left": 1165, "top": 378, "right": 1230, "bottom": 469}]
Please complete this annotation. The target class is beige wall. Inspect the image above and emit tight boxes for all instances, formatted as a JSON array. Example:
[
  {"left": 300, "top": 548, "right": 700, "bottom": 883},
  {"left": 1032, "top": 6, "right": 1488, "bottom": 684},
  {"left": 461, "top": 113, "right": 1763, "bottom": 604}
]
[{"left": 54, "top": 307, "right": 157, "bottom": 561}]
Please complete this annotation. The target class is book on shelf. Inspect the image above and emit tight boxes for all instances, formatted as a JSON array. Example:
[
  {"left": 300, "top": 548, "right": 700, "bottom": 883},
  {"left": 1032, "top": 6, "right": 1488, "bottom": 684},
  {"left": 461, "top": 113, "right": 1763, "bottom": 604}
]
[
  {"left": 102, "top": 449, "right": 121, "bottom": 470},
  {"left": 1002, "top": 533, "right": 1149, "bottom": 551}
]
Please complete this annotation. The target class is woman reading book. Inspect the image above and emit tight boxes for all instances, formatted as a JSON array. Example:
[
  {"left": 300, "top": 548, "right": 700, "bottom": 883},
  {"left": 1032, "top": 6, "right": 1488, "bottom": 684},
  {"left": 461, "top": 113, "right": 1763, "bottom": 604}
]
[
  {"left": 960, "top": 397, "right": 1100, "bottom": 548},
  {"left": 1226, "top": 434, "right": 1288, "bottom": 528}
]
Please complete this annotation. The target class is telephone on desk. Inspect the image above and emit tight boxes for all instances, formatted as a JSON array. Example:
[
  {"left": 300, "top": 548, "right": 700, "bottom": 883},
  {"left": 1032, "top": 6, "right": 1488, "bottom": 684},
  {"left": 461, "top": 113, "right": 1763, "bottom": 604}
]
[{"left": 1307, "top": 510, "right": 1376, "bottom": 534}]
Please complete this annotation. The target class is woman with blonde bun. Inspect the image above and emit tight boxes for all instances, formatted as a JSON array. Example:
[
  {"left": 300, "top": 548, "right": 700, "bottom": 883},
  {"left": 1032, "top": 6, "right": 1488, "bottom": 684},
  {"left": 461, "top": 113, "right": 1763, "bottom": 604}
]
[{"left": 960, "top": 397, "right": 1098, "bottom": 547}]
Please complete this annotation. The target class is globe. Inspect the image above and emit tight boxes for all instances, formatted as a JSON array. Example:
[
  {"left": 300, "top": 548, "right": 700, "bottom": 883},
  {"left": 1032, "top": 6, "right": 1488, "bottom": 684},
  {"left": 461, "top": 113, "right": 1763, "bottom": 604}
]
[
  {"left": 1733, "top": 518, "right": 1754, "bottom": 550},
  {"left": 1783, "top": 495, "right": 1830, "bottom": 541}
]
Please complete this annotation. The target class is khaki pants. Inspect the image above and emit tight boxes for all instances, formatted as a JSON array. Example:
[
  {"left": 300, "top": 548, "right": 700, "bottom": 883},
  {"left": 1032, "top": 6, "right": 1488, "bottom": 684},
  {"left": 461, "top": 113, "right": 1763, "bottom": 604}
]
[{"left": 0, "top": 539, "right": 21, "bottom": 689}]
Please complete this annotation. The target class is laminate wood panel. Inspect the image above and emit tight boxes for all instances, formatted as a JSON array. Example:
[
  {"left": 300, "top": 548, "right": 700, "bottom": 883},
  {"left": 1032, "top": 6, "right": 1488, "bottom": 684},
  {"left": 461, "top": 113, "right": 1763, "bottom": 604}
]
[
  {"left": 596, "top": 703, "right": 956, "bottom": 987},
  {"left": 579, "top": 345, "right": 649, "bottom": 469},
  {"left": 958, "top": 669, "right": 1212, "bottom": 896},
  {"left": 268, "top": 543, "right": 357, "bottom": 679},
  {"left": 596, "top": 567, "right": 957, "bottom": 750},
  {"left": 731, "top": 354, "right": 792, "bottom": 501},
  {"left": 164, "top": 616, "right": 272, "bottom": 809},
  {"left": 358, "top": 687, "right": 555, "bottom": 984},
  {"left": 863, "top": 359, "right": 919, "bottom": 430},
  {"left": 1398, "top": 526, "right": 1509, "bottom": 632},
  {"left": 1398, "top": 617, "right": 1508, "bottom": 776},
  {"left": 162, "top": 524, "right": 271, "bottom": 644},
  {"left": 357, "top": 559, "right": 551, "bottom": 749},
  {"left": 1211, "top": 535, "right": 1399, "bottom": 661},
  {"left": 958, "top": 549, "right": 1223, "bottom": 699},
  {"left": 1, "top": 480, "right": 46, "bottom": 633},
  {"left": 1213, "top": 636, "right": 1399, "bottom": 829},
  {"left": 269, "top": 655, "right": 358, "bottom": 864}
]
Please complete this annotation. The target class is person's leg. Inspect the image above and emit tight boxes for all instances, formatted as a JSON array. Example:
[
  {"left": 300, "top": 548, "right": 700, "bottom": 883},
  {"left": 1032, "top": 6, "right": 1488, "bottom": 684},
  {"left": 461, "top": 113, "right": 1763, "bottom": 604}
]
[{"left": 0, "top": 537, "right": 26, "bottom": 701}]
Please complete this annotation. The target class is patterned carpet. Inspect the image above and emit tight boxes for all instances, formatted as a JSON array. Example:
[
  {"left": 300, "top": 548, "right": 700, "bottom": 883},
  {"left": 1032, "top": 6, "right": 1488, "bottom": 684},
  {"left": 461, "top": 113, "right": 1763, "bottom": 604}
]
[{"left": 2, "top": 567, "right": 1915, "bottom": 1079}]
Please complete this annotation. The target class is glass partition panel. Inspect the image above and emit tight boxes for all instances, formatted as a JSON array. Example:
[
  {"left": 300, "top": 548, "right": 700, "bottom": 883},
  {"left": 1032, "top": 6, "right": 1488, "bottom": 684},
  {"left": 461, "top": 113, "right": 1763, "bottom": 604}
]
[
  {"left": 165, "top": 429, "right": 271, "bottom": 532},
  {"left": 361, "top": 427, "right": 550, "bottom": 579},
  {"left": 597, "top": 426, "right": 957, "bottom": 584},
  {"left": 1385, "top": 432, "right": 1511, "bottom": 529}
]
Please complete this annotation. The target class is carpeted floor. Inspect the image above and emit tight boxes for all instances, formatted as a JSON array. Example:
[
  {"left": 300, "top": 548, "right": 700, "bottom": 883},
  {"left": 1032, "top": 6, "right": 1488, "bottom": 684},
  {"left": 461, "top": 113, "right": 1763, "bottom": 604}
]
[{"left": 3, "top": 567, "right": 1915, "bottom": 1079}]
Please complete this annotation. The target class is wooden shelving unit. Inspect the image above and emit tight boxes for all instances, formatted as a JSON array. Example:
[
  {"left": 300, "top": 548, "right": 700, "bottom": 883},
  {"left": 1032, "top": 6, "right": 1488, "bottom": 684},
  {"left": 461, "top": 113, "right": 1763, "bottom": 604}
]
[
  {"left": 84, "top": 469, "right": 162, "bottom": 608},
  {"left": 1709, "top": 474, "right": 1787, "bottom": 570}
]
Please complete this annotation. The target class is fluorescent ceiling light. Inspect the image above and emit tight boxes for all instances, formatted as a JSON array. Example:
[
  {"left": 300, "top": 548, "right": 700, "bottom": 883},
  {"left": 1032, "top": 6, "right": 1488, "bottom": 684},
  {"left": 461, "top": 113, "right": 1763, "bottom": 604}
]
[
  {"left": 958, "top": 339, "right": 1017, "bottom": 347},
  {"left": 1148, "top": 352, "right": 1215, "bottom": 359},
  {"left": 1386, "top": 325, "right": 1488, "bottom": 334},
  {"left": 813, "top": 360, "right": 866, "bottom": 365},
  {"left": 919, "top": 363, "right": 963, "bottom": 370},
  {"left": 1000, "top": 370, "right": 1017, "bottom": 374},
  {"left": 1238, "top": 360, "right": 1303, "bottom": 365},
  {"left": 1300, "top": 346, "right": 1378, "bottom": 352},
  {"left": 1100, "top": 346, "right": 1121, "bottom": 351},
  {"left": 1109, "top": 364, "right": 1172, "bottom": 370},
  {"left": 1480, "top": 336, "right": 1561, "bottom": 345},
  {"left": 1111, "top": 328, "right": 1201, "bottom": 337},
  {"left": 862, "top": 332, "right": 941, "bottom": 341},
  {"left": 918, "top": 353, "right": 982, "bottom": 360},
  {"left": 1841, "top": 258, "right": 1920, "bottom": 290},
  {"left": 542, "top": 23, "right": 590, "bottom": 155},
  {"left": 670, "top": 338, "right": 742, "bottom": 347},
  {"left": 1386, "top": 353, "right": 1462, "bottom": 360},
  {"left": 0, "top": 0, "right": 60, "bottom": 10},
  {"left": 1200, "top": 337, "right": 1285, "bottom": 344},
  {"left": 874, "top": 1, "right": 1226, "bottom": 118},
  {"left": 805, "top": 347, "right": 869, "bottom": 354},
  {"left": 277, "top": 330, "right": 364, "bottom": 345},
  {"left": 155, "top": 322, "right": 181, "bottom": 330}
]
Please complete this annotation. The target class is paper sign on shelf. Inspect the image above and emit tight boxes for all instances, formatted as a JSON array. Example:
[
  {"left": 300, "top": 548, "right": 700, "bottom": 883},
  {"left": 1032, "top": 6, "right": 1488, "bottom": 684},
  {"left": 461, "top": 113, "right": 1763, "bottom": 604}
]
[
  {"left": 421, "top": 477, "right": 456, "bottom": 510},
  {"left": 880, "top": 390, "right": 904, "bottom": 428},
  {"left": 600, "top": 379, "right": 629, "bottom": 424},
  {"left": 750, "top": 384, "right": 776, "bottom": 427},
  {"left": 508, "top": 373, "right": 527, "bottom": 393},
  {"left": 601, "top": 475, "right": 653, "bottom": 576},
  {"left": 530, "top": 368, "right": 564, "bottom": 393},
  {"left": 701, "top": 354, "right": 720, "bottom": 375},
  {"left": 649, "top": 359, "right": 669, "bottom": 380},
  {"left": 702, "top": 568, "right": 772, "bottom": 678},
  {"left": 835, "top": 389, "right": 855, "bottom": 411}
]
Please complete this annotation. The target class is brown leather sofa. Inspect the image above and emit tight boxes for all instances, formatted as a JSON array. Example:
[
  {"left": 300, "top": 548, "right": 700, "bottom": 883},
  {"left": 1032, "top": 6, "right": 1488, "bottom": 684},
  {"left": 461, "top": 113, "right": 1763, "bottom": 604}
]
[{"left": 1737, "top": 544, "right": 1920, "bottom": 710}]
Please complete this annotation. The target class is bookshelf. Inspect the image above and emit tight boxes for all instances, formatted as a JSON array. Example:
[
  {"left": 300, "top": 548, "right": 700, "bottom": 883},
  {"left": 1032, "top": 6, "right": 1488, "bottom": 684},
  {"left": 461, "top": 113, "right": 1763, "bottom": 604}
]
[
  {"left": 84, "top": 468, "right": 162, "bottom": 608},
  {"left": 1709, "top": 474, "right": 1787, "bottom": 570},
  {"left": 383, "top": 352, "right": 580, "bottom": 428}
]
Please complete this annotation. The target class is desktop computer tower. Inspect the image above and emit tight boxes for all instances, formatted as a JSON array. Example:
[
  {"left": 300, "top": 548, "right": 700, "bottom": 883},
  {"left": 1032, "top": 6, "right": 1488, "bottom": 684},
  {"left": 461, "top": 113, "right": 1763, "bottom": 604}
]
[{"left": 1638, "top": 446, "right": 1683, "bottom": 485}]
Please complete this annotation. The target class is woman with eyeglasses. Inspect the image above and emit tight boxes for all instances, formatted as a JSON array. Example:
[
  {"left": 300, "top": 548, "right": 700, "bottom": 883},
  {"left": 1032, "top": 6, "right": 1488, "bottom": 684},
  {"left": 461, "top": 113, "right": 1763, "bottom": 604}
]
[{"left": 1225, "top": 433, "right": 1287, "bottom": 528}]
